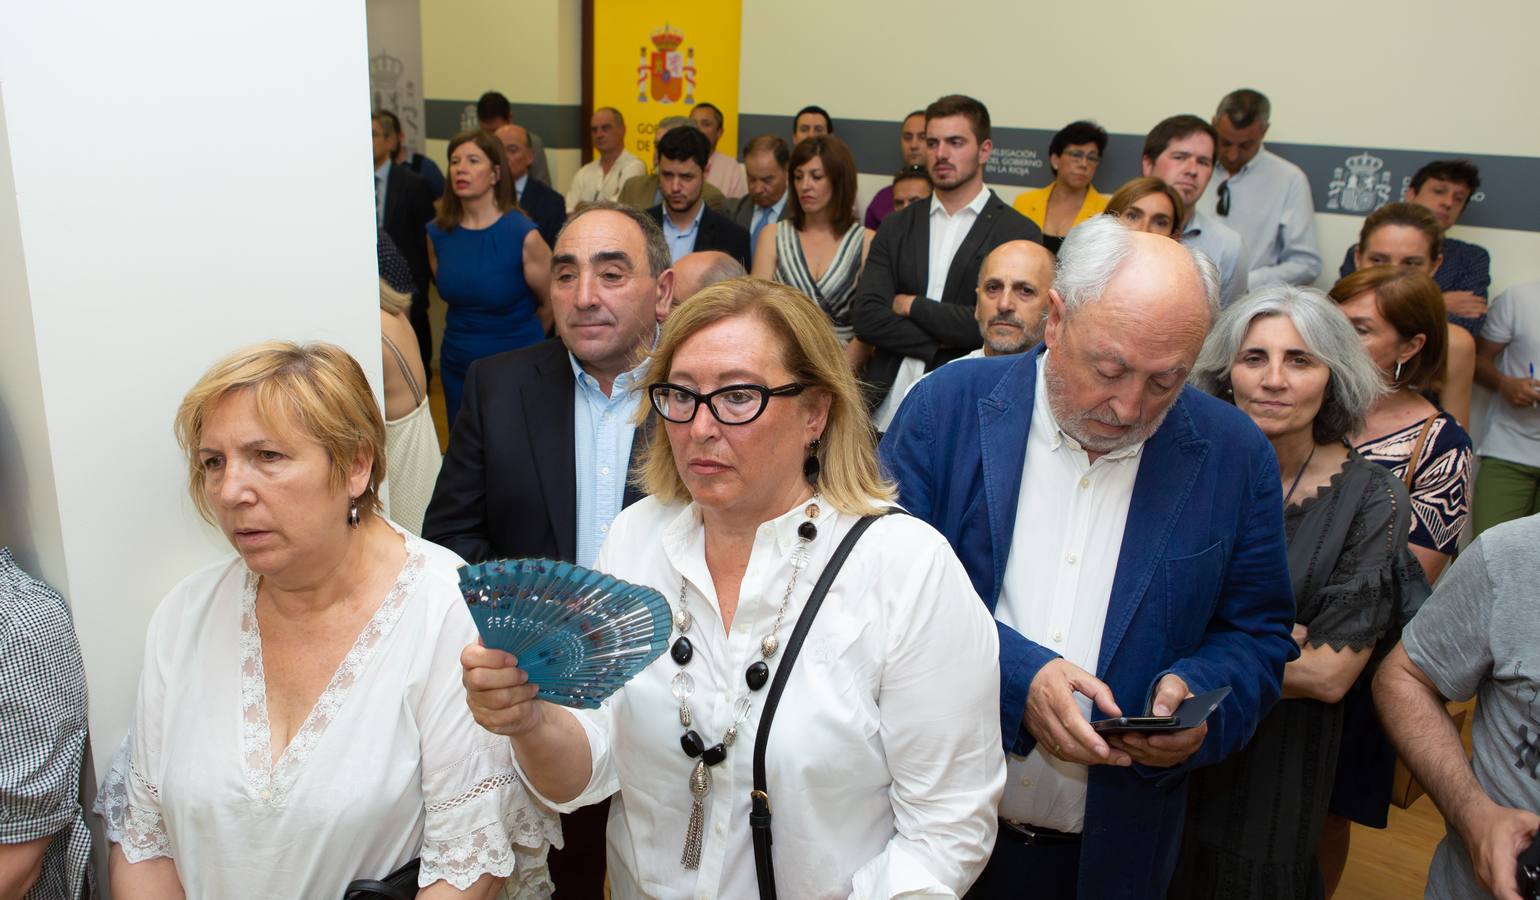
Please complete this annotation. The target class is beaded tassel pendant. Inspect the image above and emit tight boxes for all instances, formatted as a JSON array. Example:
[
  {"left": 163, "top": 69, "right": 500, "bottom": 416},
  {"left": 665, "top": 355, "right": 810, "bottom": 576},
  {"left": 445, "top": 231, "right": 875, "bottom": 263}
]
[{"left": 682, "top": 759, "right": 710, "bottom": 869}]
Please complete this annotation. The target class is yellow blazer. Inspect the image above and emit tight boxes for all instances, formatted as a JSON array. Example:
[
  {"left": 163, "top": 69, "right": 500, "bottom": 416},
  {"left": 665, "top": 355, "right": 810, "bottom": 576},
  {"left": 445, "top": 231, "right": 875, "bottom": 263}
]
[{"left": 1011, "top": 183, "right": 1109, "bottom": 235}]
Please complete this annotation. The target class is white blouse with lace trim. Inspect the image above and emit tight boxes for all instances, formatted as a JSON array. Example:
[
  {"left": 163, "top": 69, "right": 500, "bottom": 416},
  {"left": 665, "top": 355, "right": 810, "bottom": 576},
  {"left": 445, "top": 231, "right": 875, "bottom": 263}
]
[{"left": 97, "top": 524, "right": 560, "bottom": 897}]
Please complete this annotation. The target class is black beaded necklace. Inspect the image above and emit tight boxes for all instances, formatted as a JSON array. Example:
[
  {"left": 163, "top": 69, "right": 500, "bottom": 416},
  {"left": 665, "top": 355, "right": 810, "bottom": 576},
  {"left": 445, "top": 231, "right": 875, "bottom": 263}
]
[{"left": 670, "top": 501, "right": 820, "bottom": 870}]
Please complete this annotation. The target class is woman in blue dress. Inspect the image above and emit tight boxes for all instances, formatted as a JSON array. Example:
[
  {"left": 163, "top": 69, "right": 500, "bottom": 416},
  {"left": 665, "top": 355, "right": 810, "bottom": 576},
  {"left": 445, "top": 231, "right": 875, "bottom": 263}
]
[{"left": 428, "top": 130, "right": 551, "bottom": 426}]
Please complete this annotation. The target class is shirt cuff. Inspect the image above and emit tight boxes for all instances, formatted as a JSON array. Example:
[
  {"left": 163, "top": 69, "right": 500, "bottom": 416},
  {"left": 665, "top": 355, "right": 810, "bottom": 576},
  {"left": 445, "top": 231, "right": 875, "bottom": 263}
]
[
  {"left": 509, "top": 707, "right": 615, "bottom": 814},
  {"left": 849, "top": 839, "right": 959, "bottom": 899}
]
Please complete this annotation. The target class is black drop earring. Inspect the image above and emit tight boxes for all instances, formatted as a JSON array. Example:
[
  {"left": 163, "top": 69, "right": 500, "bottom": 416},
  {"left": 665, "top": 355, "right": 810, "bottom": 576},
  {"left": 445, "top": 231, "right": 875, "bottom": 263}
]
[{"left": 803, "top": 437, "right": 822, "bottom": 486}]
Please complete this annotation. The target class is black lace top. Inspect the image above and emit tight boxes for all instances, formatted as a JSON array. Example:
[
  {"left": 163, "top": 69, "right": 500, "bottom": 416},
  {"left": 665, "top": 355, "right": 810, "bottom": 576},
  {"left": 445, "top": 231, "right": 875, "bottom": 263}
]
[{"left": 1169, "top": 451, "right": 1419, "bottom": 899}]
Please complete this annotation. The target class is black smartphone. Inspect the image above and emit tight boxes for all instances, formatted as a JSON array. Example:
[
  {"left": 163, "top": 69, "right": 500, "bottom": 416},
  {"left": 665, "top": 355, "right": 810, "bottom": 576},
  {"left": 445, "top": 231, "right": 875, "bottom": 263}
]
[
  {"left": 1092, "top": 714, "right": 1179, "bottom": 733},
  {"left": 1516, "top": 833, "right": 1540, "bottom": 899},
  {"left": 1090, "top": 686, "right": 1232, "bottom": 734}
]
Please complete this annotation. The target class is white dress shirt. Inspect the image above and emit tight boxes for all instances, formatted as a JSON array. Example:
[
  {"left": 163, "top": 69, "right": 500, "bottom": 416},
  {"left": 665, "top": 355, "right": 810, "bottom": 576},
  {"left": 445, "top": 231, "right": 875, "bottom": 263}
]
[
  {"left": 1195, "top": 148, "right": 1321, "bottom": 287},
  {"left": 524, "top": 497, "right": 1005, "bottom": 899},
  {"left": 566, "top": 149, "right": 646, "bottom": 212},
  {"left": 872, "top": 184, "right": 993, "bottom": 432},
  {"left": 994, "top": 352, "right": 1144, "bottom": 833}
]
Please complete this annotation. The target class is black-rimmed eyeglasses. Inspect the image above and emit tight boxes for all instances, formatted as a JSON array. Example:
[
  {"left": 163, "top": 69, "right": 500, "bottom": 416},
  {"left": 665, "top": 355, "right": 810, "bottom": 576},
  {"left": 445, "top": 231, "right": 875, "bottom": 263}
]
[
  {"left": 1216, "top": 180, "right": 1231, "bottom": 216},
  {"left": 648, "top": 382, "right": 805, "bottom": 425}
]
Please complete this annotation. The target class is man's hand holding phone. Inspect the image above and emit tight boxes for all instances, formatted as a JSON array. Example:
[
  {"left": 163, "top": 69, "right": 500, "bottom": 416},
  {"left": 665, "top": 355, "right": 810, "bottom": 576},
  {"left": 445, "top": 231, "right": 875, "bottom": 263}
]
[
  {"left": 1025, "top": 658, "right": 1133, "bottom": 767},
  {"left": 1100, "top": 675, "right": 1218, "bottom": 769}
]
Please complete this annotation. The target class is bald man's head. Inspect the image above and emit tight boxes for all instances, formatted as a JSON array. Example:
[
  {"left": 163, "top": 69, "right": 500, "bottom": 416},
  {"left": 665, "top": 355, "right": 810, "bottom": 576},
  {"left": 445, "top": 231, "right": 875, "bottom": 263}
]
[
  {"left": 669, "top": 251, "right": 746, "bottom": 313},
  {"left": 494, "top": 123, "right": 533, "bottom": 181},
  {"left": 975, "top": 240, "right": 1055, "bottom": 356}
]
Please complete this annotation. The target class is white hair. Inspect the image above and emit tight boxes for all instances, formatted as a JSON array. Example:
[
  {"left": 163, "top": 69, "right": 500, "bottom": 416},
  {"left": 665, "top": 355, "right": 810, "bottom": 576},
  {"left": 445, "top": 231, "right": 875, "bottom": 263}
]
[
  {"left": 1191, "top": 283, "right": 1386, "bottom": 443},
  {"left": 1054, "top": 215, "right": 1220, "bottom": 318}
]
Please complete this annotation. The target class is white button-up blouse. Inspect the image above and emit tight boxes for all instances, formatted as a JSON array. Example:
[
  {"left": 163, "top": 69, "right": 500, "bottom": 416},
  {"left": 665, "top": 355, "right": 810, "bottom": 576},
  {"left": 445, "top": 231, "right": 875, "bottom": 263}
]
[{"left": 522, "top": 496, "right": 1006, "bottom": 899}]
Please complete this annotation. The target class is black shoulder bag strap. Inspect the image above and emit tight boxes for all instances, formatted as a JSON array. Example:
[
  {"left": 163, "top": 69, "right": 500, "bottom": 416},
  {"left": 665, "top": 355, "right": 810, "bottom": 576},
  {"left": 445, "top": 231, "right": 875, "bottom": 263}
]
[{"left": 750, "top": 511, "right": 896, "bottom": 900}]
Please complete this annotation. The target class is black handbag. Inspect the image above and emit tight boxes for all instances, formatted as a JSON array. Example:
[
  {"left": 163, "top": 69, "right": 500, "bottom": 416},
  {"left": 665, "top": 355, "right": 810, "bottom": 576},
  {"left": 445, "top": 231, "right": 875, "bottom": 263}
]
[
  {"left": 343, "top": 857, "right": 420, "bottom": 900},
  {"left": 749, "top": 512, "right": 890, "bottom": 900}
]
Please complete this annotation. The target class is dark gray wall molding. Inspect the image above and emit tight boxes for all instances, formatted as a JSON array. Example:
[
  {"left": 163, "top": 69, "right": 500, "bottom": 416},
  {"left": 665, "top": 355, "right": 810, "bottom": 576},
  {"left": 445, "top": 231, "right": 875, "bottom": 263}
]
[
  {"left": 738, "top": 113, "right": 1539, "bottom": 233},
  {"left": 425, "top": 99, "right": 584, "bottom": 148}
]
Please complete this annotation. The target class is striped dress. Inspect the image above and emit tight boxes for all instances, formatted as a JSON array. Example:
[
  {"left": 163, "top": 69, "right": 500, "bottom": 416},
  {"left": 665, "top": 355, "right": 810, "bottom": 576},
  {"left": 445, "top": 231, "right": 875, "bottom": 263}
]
[{"left": 773, "top": 222, "right": 865, "bottom": 341}]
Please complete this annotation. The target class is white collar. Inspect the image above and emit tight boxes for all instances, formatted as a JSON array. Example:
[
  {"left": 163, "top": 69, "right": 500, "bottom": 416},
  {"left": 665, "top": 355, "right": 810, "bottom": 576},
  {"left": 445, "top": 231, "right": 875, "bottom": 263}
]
[{"left": 930, "top": 182, "right": 991, "bottom": 218}]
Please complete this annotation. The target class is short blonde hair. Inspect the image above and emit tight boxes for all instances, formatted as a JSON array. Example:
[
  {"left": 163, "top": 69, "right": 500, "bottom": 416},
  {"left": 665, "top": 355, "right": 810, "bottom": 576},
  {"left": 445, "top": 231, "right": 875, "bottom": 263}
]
[
  {"left": 635, "top": 278, "right": 894, "bottom": 516},
  {"left": 379, "top": 278, "right": 411, "bottom": 315},
  {"left": 173, "top": 341, "right": 386, "bottom": 523}
]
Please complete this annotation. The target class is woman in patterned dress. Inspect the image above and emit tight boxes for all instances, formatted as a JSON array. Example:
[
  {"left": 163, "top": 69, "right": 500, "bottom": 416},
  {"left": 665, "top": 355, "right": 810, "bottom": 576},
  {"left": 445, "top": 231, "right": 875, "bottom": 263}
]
[
  {"left": 1330, "top": 266, "right": 1473, "bottom": 582},
  {"left": 750, "top": 134, "right": 875, "bottom": 372},
  {"left": 1321, "top": 264, "right": 1472, "bottom": 893}
]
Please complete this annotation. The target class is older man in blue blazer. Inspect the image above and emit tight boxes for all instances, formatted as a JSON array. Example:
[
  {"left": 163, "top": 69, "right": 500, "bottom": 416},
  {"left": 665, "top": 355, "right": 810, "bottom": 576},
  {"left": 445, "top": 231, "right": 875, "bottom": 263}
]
[{"left": 880, "top": 216, "right": 1296, "bottom": 899}]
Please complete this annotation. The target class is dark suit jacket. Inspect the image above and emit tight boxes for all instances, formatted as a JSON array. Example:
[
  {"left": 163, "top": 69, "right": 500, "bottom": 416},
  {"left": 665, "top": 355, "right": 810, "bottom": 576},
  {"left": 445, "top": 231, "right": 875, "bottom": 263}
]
[
  {"left": 646, "top": 204, "right": 752, "bottom": 270},
  {"left": 726, "top": 194, "right": 792, "bottom": 231},
  {"left": 382, "top": 162, "right": 435, "bottom": 299},
  {"left": 518, "top": 176, "right": 566, "bottom": 252},
  {"left": 851, "top": 191, "right": 1041, "bottom": 408},
  {"left": 383, "top": 163, "right": 438, "bottom": 366},
  {"left": 423, "top": 338, "right": 648, "bottom": 564},
  {"left": 879, "top": 347, "right": 1297, "bottom": 898}
]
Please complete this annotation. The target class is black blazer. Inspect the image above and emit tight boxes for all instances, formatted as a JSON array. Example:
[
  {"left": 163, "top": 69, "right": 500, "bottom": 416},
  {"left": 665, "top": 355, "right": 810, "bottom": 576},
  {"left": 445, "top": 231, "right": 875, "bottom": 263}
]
[
  {"left": 851, "top": 191, "right": 1041, "bottom": 408},
  {"left": 646, "top": 204, "right": 752, "bottom": 270},
  {"left": 382, "top": 163, "right": 435, "bottom": 298},
  {"left": 518, "top": 176, "right": 566, "bottom": 252},
  {"left": 423, "top": 338, "right": 649, "bottom": 565}
]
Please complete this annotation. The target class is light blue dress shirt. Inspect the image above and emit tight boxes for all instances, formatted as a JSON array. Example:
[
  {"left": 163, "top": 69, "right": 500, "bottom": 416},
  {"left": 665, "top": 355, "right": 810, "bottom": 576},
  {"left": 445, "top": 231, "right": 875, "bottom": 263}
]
[
  {"left": 569, "top": 352, "right": 649, "bottom": 567},
  {"left": 750, "top": 192, "right": 788, "bottom": 254},
  {"left": 661, "top": 203, "right": 706, "bottom": 263},
  {"left": 375, "top": 159, "right": 391, "bottom": 228},
  {"left": 1182, "top": 207, "right": 1249, "bottom": 308}
]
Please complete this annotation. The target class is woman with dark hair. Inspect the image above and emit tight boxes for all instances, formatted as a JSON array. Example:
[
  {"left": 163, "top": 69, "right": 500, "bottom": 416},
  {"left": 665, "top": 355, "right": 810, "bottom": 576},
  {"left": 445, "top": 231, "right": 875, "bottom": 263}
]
[
  {"left": 1173, "top": 285, "right": 1425, "bottom": 899},
  {"left": 1330, "top": 265, "right": 1472, "bottom": 583},
  {"left": 1349, "top": 202, "right": 1477, "bottom": 428},
  {"left": 427, "top": 130, "right": 551, "bottom": 427},
  {"left": 1011, "top": 120, "right": 1109, "bottom": 253},
  {"left": 750, "top": 134, "right": 875, "bottom": 370},
  {"left": 1318, "top": 265, "right": 1472, "bottom": 893},
  {"left": 1103, "top": 176, "right": 1185, "bottom": 237}
]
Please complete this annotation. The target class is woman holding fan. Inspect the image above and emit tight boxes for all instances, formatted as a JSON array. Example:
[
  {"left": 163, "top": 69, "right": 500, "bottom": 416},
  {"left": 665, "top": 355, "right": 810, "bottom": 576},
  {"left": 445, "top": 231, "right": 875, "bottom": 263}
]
[
  {"left": 100, "top": 342, "right": 557, "bottom": 899},
  {"left": 462, "top": 279, "right": 1005, "bottom": 898}
]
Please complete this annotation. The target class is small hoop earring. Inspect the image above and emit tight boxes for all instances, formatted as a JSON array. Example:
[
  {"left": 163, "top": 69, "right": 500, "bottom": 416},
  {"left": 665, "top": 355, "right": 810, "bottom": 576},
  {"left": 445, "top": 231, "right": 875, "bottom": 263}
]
[
  {"left": 1393, "top": 360, "right": 1404, "bottom": 383},
  {"left": 347, "top": 499, "right": 361, "bottom": 528},
  {"left": 803, "top": 437, "right": 822, "bottom": 486}
]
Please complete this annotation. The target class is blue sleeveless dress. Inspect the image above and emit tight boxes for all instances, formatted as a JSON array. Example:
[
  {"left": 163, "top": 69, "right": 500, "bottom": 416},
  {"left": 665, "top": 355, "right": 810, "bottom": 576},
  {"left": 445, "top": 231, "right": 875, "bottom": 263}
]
[{"left": 427, "top": 211, "right": 546, "bottom": 426}]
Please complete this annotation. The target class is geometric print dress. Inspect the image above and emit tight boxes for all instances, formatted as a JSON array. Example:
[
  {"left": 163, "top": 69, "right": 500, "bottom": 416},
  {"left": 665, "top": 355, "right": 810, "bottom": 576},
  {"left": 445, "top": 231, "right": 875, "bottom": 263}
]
[{"left": 1355, "top": 411, "right": 1473, "bottom": 556}]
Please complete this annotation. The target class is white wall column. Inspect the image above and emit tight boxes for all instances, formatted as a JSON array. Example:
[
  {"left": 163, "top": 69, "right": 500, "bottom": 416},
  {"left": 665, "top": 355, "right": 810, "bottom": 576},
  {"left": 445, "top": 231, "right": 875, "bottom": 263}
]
[{"left": 0, "top": 0, "right": 382, "bottom": 778}]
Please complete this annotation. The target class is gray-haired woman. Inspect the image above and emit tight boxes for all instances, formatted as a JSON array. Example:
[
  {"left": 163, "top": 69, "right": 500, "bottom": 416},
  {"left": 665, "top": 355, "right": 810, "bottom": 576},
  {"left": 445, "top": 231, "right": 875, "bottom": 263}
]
[{"left": 1169, "top": 285, "right": 1428, "bottom": 899}]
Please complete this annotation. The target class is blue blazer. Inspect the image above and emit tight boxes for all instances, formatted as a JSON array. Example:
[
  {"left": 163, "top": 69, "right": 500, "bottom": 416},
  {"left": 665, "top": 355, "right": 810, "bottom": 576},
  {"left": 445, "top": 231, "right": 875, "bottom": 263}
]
[{"left": 879, "top": 346, "right": 1297, "bottom": 897}]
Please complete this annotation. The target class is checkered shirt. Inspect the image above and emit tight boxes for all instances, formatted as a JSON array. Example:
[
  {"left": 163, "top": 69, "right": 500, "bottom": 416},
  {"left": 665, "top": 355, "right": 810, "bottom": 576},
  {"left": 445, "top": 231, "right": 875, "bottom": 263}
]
[{"left": 0, "top": 548, "right": 92, "bottom": 899}]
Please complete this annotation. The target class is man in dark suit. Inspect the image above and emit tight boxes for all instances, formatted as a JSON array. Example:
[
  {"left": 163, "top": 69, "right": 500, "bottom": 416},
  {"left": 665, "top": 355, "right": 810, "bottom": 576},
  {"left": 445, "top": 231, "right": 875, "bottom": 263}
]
[
  {"left": 424, "top": 200, "right": 674, "bottom": 898},
  {"left": 496, "top": 122, "right": 564, "bottom": 250},
  {"left": 644, "top": 125, "right": 751, "bottom": 269},
  {"left": 851, "top": 95, "right": 1041, "bottom": 430},
  {"left": 880, "top": 216, "right": 1297, "bottom": 899},
  {"left": 725, "top": 135, "right": 792, "bottom": 256},
  {"left": 373, "top": 112, "right": 437, "bottom": 372}
]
